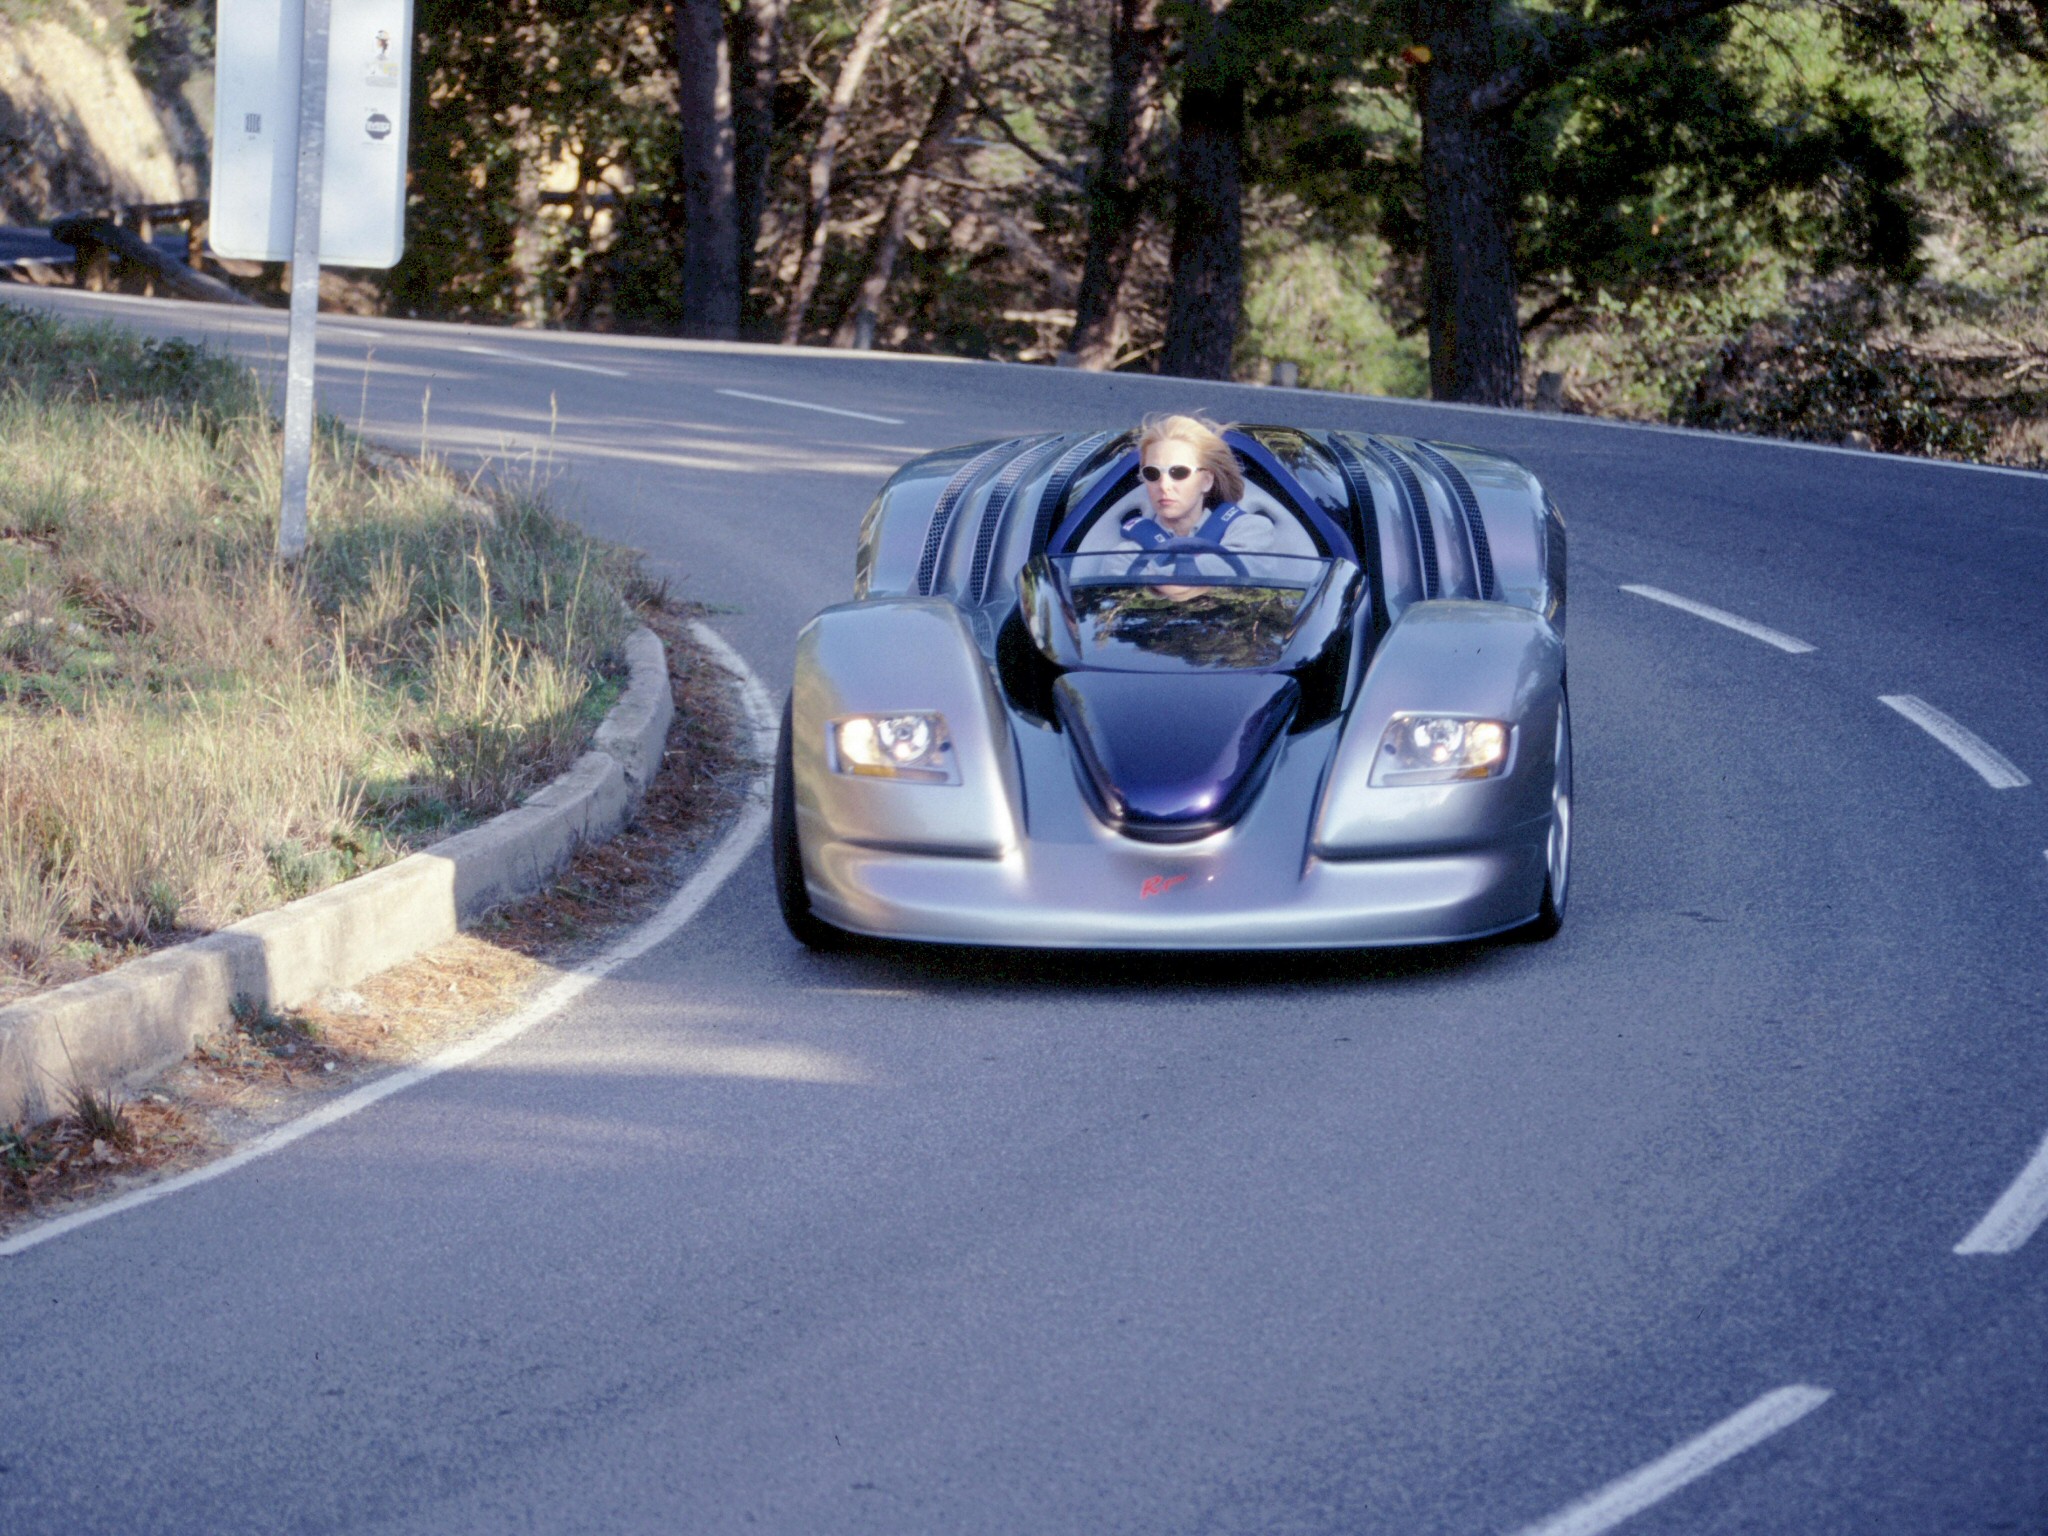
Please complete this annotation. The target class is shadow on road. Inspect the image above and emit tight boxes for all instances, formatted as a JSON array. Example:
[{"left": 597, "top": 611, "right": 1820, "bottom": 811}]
[{"left": 791, "top": 933, "right": 1532, "bottom": 997}]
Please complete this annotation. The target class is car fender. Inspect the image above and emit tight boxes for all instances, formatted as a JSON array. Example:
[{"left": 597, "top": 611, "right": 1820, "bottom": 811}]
[
  {"left": 1314, "top": 601, "right": 1564, "bottom": 857},
  {"left": 792, "top": 598, "right": 1022, "bottom": 857}
]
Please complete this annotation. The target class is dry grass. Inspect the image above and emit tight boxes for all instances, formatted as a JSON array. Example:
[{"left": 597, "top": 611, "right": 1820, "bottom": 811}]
[
  {"left": 0, "top": 607, "right": 756, "bottom": 1228},
  {"left": 0, "top": 304, "right": 641, "bottom": 999}
]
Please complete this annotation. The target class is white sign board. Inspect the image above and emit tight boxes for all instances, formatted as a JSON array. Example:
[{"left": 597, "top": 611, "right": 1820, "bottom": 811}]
[{"left": 211, "top": 0, "right": 414, "bottom": 268}]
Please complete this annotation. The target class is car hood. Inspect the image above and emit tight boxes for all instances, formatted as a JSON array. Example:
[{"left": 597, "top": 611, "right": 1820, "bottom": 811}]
[{"left": 1053, "top": 670, "right": 1299, "bottom": 842}]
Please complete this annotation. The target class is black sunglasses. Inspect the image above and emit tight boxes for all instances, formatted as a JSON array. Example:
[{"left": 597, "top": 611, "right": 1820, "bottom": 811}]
[{"left": 1141, "top": 464, "right": 1198, "bottom": 483}]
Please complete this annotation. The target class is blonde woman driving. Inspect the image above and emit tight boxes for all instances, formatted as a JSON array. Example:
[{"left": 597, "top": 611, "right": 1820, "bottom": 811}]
[{"left": 1115, "top": 413, "right": 1274, "bottom": 565}]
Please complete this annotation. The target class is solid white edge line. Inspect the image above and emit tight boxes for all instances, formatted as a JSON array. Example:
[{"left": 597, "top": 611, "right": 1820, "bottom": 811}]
[
  {"left": 1619, "top": 584, "right": 1817, "bottom": 655},
  {"left": 1956, "top": 1126, "right": 2048, "bottom": 1254},
  {"left": 0, "top": 620, "right": 776, "bottom": 1261},
  {"left": 1509, "top": 1386, "right": 1833, "bottom": 1536},
  {"left": 1877, "top": 695, "right": 2032, "bottom": 790},
  {"left": 456, "top": 342, "right": 629, "bottom": 378},
  {"left": 716, "top": 387, "right": 905, "bottom": 425}
]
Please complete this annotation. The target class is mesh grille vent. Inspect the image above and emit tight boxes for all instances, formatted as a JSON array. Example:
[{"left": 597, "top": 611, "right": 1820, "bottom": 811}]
[
  {"left": 1412, "top": 441, "right": 1495, "bottom": 600},
  {"left": 970, "top": 437, "right": 1064, "bottom": 602},
  {"left": 916, "top": 439, "right": 1023, "bottom": 596},
  {"left": 1360, "top": 438, "right": 1439, "bottom": 599},
  {"left": 1028, "top": 431, "right": 1117, "bottom": 555},
  {"left": 1324, "top": 434, "right": 1379, "bottom": 556}
]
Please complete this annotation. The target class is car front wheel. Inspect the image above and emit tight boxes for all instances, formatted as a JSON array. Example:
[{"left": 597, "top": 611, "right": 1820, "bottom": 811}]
[
  {"left": 771, "top": 695, "right": 847, "bottom": 951},
  {"left": 1518, "top": 688, "right": 1571, "bottom": 942}
]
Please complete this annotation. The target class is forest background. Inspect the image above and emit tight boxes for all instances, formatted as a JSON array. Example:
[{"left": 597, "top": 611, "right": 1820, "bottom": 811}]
[{"left": 4, "top": 0, "right": 2047, "bottom": 465}]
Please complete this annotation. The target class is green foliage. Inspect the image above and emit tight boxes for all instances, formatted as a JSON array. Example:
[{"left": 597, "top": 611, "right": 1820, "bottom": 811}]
[
  {"left": 1515, "top": 15, "right": 1926, "bottom": 309},
  {"left": 388, "top": 0, "right": 678, "bottom": 328},
  {"left": 1523, "top": 1, "right": 2048, "bottom": 456},
  {"left": 1240, "top": 0, "right": 1395, "bottom": 242},
  {"left": 0, "top": 307, "right": 264, "bottom": 430},
  {"left": 121, "top": 0, "right": 212, "bottom": 100},
  {"left": 1529, "top": 271, "right": 1781, "bottom": 420},
  {"left": 1240, "top": 227, "right": 1426, "bottom": 397}
]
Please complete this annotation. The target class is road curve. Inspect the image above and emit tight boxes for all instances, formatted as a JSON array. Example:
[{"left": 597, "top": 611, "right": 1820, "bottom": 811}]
[{"left": 3, "top": 289, "right": 2048, "bottom": 1535}]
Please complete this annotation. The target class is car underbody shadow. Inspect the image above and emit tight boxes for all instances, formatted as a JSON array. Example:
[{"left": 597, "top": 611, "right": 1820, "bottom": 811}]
[{"left": 792, "top": 932, "right": 1516, "bottom": 997}]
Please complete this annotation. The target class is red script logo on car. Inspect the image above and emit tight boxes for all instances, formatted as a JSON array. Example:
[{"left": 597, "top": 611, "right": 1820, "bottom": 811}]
[{"left": 1140, "top": 875, "right": 1190, "bottom": 900}]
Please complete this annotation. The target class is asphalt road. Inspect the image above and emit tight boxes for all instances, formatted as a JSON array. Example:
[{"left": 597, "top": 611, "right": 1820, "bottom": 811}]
[{"left": 3, "top": 288, "right": 2047, "bottom": 1534}]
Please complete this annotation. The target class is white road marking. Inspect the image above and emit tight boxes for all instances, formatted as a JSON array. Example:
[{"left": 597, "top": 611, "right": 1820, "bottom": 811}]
[
  {"left": 1956, "top": 1128, "right": 2048, "bottom": 1254},
  {"left": 716, "top": 387, "right": 905, "bottom": 425},
  {"left": 1510, "top": 1386, "right": 1833, "bottom": 1536},
  {"left": 1620, "top": 584, "right": 1817, "bottom": 654},
  {"left": 0, "top": 621, "right": 776, "bottom": 1261},
  {"left": 1877, "top": 696, "right": 2031, "bottom": 790},
  {"left": 456, "top": 342, "right": 629, "bottom": 378}
]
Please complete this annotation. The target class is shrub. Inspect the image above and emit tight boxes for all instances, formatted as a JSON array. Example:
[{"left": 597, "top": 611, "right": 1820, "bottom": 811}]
[{"left": 1678, "top": 292, "right": 1991, "bottom": 459}]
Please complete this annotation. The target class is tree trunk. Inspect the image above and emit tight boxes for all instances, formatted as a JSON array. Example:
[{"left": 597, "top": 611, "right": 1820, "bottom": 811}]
[
  {"left": 509, "top": 127, "right": 548, "bottom": 325},
  {"left": 729, "top": 0, "right": 790, "bottom": 332},
  {"left": 1067, "top": 0, "right": 1162, "bottom": 370},
  {"left": 1159, "top": 0, "right": 1242, "bottom": 381},
  {"left": 1415, "top": 0, "right": 1524, "bottom": 406},
  {"left": 829, "top": 0, "right": 995, "bottom": 348},
  {"left": 673, "top": 0, "right": 741, "bottom": 340},
  {"left": 781, "top": 0, "right": 897, "bottom": 345}
]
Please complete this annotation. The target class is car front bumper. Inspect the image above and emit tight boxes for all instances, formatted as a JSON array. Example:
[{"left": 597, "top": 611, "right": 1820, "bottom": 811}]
[{"left": 803, "top": 825, "right": 1550, "bottom": 949}]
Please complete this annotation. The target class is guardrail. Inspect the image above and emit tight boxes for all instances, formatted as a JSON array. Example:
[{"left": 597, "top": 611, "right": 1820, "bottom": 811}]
[{"left": 12, "top": 199, "right": 259, "bottom": 307}]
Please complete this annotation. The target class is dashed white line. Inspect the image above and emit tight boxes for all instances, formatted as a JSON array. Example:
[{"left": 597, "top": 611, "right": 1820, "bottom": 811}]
[
  {"left": 1877, "top": 696, "right": 2031, "bottom": 789},
  {"left": 1510, "top": 1386, "right": 1833, "bottom": 1536},
  {"left": 457, "top": 342, "right": 629, "bottom": 378},
  {"left": 0, "top": 621, "right": 775, "bottom": 1261},
  {"left": 1619, "top": 584, "right": 1817, "bottom": 654},
  {"left": 1968, "top": 863, "right": 2048, "bottom": 1254},
  {"left": 1956, "top": 1128, "right": 2048, "bottom": 1254},
  {"left": 716, "top": 387, "right": 905, "bottom": 425}
]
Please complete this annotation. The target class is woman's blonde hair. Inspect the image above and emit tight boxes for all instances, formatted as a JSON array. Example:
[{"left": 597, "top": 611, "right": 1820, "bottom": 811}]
[{"left": 1137, "top": 412, "right": 1244, "bottom": 508}]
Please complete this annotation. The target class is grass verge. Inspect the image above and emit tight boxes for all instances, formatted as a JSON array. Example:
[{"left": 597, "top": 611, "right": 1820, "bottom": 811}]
[
  {"left": 0, "top": 603, "right": 752, "bottom": 1228},
  {"left": 0, "top": 302, "right": 649, "bottom": 1004}
]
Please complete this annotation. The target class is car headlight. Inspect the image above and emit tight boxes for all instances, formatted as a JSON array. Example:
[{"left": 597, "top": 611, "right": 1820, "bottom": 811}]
[
  {"left": 1369, "top": 714, "right": 1512, "bottom": 787},
  {"left": 829, "top": 712, "right": 959, "bottom": 784}
]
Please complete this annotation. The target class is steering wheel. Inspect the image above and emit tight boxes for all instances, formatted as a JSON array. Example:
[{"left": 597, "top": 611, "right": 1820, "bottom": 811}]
[{"left": 1129, "top": 538, "right": 1250, "bottom": 581}]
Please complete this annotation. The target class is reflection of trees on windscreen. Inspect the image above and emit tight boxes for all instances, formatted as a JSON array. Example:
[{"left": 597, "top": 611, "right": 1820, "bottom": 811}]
[{"left": 1073, "top": 585, "right": 1302, "bottom": 670}]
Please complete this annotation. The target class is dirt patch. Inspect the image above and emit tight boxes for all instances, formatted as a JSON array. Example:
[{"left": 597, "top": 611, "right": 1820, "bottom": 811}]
[{"left": 0, "top": 604, "right": 761, "bottom": 1233}]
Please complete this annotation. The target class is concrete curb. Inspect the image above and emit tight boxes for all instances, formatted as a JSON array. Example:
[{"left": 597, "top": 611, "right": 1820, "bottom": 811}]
[{"left": 0, "top": 625, "right": 674, "bottom": 1125}]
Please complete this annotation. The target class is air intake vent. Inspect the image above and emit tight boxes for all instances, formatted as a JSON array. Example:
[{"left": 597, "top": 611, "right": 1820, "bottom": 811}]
[
  {"left": 1324, "top": 434, "right": 1379, "bottom": 558},
  {"left": 916, "top": 439, "right": 1023, "bottom": 596},
  {"left": 1360, "top": 438, "right": 1438, "bottom": 599},
  {"left": 970, "top": 437, "right": 1063, "bottom": 602},
  {"left": 1028, "top": 431, "right": 1117, "bottom": 555},
  {"left": 1412, "top": 442, "right": 1495, "bottom": 600}
]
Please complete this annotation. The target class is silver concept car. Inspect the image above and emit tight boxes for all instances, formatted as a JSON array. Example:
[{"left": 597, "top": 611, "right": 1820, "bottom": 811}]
[{"left": 773, "top": 426, "right": 1569, "bottom": 949}]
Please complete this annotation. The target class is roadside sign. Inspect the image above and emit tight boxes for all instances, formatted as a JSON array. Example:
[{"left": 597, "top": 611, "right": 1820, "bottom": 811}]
[{"left": 211, "top": 0, "right": 413, "bottom": 268}]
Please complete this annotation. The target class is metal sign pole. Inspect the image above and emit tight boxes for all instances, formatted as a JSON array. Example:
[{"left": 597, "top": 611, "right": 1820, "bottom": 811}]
[{"left": 277, "top": 0, "right": 332, "bottom": 562}]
